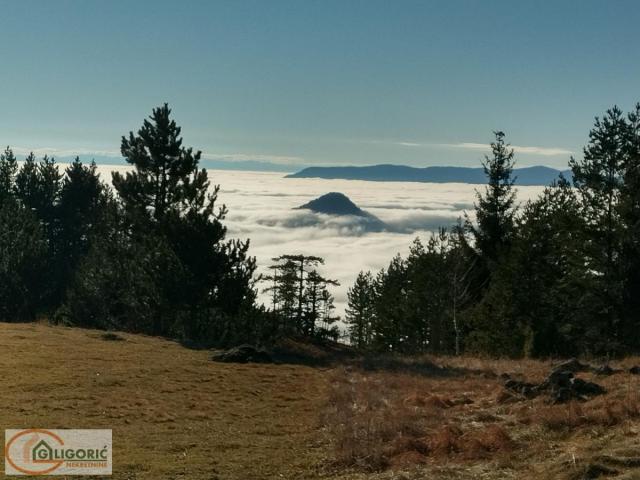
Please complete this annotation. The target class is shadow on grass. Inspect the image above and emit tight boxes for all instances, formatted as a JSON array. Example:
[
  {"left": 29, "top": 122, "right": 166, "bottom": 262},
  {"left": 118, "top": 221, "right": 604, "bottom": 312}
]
[{"left": 356, "top": 354, "right": 497, "bottom": 379}]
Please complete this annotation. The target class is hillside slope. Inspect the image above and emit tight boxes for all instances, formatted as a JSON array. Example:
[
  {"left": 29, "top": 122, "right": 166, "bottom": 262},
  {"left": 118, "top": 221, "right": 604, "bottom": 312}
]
[
  {"left": 0, "top": 323, "right": 330, "bottom": 480},
  {"left": 3, "top": 323, "right": 640, "bottom": 480}
]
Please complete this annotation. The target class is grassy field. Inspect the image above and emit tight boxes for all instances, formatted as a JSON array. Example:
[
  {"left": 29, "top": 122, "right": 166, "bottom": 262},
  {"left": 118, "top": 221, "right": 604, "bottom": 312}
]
[
  {"left": 3, "top": 323, "right": 640, "bottom": 479},
  {"left": 0, "top": 323, "right": 330, "bottom": 479}
]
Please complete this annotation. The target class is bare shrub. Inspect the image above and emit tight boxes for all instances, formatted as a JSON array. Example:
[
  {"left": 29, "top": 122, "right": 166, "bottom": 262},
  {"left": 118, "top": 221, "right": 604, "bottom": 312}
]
[
  {"left": 323, "top": 367, "right": 514, "bottom": 470},
  {"left": 523, "top": 393, "right": 640, "bottom": 431},
  {"left": 323, "top": 369, "right": 431, "bottom": 470},
  {"left": 428, "top": 424, "right": 513, "bottom": 460}
]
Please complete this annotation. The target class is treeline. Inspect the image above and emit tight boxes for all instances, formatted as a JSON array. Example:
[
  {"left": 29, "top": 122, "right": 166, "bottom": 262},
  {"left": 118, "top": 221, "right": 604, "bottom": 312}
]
[
  {"left": 262, "top": 255, "right": 340, "bottom": 341},
  {"left": 346, "top": 104, "right": 640, "bottom": 358},
  {"left": 0, "top": 105, "right": 276, "bottom": 347},
  {"left": 5, "top": 102, "right": 640, "bottom": 358}
]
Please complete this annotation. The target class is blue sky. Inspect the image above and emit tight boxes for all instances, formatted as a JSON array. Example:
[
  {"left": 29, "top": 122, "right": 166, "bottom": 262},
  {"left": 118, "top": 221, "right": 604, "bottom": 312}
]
[{"left": 1, "top": 0, "right": 639, "bottom": 169}]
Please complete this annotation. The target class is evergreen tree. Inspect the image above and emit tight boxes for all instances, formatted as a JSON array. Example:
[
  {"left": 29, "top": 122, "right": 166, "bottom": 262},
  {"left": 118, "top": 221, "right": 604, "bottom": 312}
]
[
  {"left": 619, "top": 103, "right": 640, "bottom": 350},
  {"left": 448, "top": 224, "right": 474, "bottom": 355},
  {"left": 68, "top": 104, "right": 258, "bottom": 345},
  {"left": 513, "top": 178, "right": 589, "bottom": 356},
  {"left": 269, "top": 254, "right": 323, "bottom": 333},
  {"left": 0, "top": 199, "right": 47, "bottom": 321},
  {"left": 263, "top": 255, "right": 339, "bottom": 339},
  {"left": 404, "top": 234, "right": 455, "bottom": 354},
  {"left": 0, "top": 147, "right": 17, "bottom": 206},
  {"left": 55, "top": 158, "right": 111, "bottom": 303},
  {"left": 14, "top": 154, "right": 62, "bottom": 309},
  {"left": 467, "top": 178, "right": 587, "bottom": 357},
  {"left": 317, "top": 288, "right": 340, "bottom": 341},
  {"left": 467, "top": 131, "right": 517, "bottom": 274},
  {"left": 63, "top": 223, "right": 182, "bottom": 334},
  {"left": 371, "top": 255, "right": 408, "bottom": 352},
  {"left": 113, "top": 104, "right": 212, "bottom": 222},
  {"left": 462, "top": 132, "right": 518, "bottom": 355},
  {"left": 345, "top": 271, "right": 375, "bottom": 349},
  {"left": 15, "top": 154, "right": 62, "bottom": 235},
  {"left": 263, "top": 258, "right": 299, "bottom": 332},
  {"left": 303, "top": 269, "right": 339, "bottom": 338},
  {"left": 570, "top": 106, "right": 628, "bottom": 353},
  {"left": 14, "top": 153, "right": 40, "bottom": 210}
]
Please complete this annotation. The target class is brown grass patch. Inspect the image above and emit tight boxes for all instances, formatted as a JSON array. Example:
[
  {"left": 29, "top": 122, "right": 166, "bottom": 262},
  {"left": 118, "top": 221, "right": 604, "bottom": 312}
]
[
  {"left": 0, "top": 322, "right": 330, "bottom": 480},
  {"left": 323, "top": 355, "right": 640, "bottom": 479},
  {"left": 323, "top": 363, "right": 516, "bottom": 471},
  {"left": 6, "top": 323, "right": 640, "bottom": 480},
  {"left": 526, "top": 394, "right": 640, "bottom": 431}
]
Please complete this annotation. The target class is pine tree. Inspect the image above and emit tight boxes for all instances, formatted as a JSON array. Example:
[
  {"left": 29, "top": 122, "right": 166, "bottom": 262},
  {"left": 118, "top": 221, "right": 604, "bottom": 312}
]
[
  {"left": 14, "top": 153, "right": 40, "bottom": 210},
  {"left": 113, "top": 104, "right": 213, "bottom": 222},
  {"left": 0, "top": 198, "right": 47, "bottom": 321},
  {"left": 72, "top": 104, "right": 258, "bottom": 344},
  {"left": 470, "top": 178, "right": 587, "bottom": 357},
  {"left": 15, "top": 154, "right": 62, "bottom": 234},
  {"left": 618, "top": 103, "right": 640, "bottom": 350},
  {"left": 263, "top": 255, "right": 338, "bottom": 338},
  {"left": 303, "top": 269, "right": 339, "bottom": 337},
  {"left": 512, "top": 178, "right": 589, "bottom": 356},
  {"left": 14, "top": 153, "right": 62, "bottom": 309},
  {"left": 0, "top": 146, "right": 17, "bottom": 206},
  {"left": 55, "top": 158, "right": 110, "bottom": 302},
  {"left": 448, "top": 224, "right": 474, "bottom": 355},
  {"left": 317, "top": 288, "right": 340, "bottom": 341},
  {"left": 569, "top": 106, "right": 627, "bottom": 353},
  {"left": 269, "top": 254, "right": 323, "bottom": 333},
  {"left": 345, "top": 271, "right": 375, "bottom": 349},
  {"left": 467, "top": 131, "right": 517, "bottom": 273},
  {"left": 462, "top": 132, "right": 519, "bottom": 355},
  {"left": 263, "top": 257, "right": 302, "bottom": 333},
  {"left": 63, "top": 223, "right": 182, "bottom": 334},
  {"left": 371, "top": 255, "right": 408, "bottom": 352}
]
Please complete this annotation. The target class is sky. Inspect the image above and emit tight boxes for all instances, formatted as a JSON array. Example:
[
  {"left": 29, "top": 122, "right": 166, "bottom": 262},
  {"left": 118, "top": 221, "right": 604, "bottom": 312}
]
[{"left": 1, "top": 0, "right": 640, "bottom": 169}]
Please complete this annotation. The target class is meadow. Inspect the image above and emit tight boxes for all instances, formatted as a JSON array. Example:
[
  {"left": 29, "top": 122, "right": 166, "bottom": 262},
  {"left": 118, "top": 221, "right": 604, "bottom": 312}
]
[{"left": 4, "top": 322, "right": 640, "bottom": 479}]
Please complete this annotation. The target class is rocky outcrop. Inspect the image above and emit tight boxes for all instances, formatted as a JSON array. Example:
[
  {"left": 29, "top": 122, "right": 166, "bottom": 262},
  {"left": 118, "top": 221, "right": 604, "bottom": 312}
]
[
  {"left": 502, "top": 359, "right": 606, "bottom": 404},
  {"left": 211, "top": 345, "right": 273, "bottom": 364}
]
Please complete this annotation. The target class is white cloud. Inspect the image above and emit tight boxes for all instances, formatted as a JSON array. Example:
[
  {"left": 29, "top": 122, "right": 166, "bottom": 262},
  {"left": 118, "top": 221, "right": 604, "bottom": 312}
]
[
  {"left": 448, "top": 142, "right": 573, "bottom": 156},
  {"left": 10, "top": 146, "right": 121, "bottom": 158},
  {"left": 200, "top": 152, "right": 305, "bottom": 165},
  {"left": 192, "top": 170, "right": 545, "bottom": 317},
  {"left": 93, "top": 166, "right": 545, "bottom": 325},
  {"left": 7, "top": 146, "right": 304, "bottom": 165},
  {"left": 392, "top": 140, "right": 573, "bottom": 157}
]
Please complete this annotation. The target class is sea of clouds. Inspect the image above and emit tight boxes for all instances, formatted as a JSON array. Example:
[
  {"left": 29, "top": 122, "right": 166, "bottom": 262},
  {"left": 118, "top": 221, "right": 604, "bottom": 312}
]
[
  {"left": 204, "top": 170, "right": 545, "bottom": 317},
  {"left": 98, "top": 166, "right": 544, "bottom": 318}
]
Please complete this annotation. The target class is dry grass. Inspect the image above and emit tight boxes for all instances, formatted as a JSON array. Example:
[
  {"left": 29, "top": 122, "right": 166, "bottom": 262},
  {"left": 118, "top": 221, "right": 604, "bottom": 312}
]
[
  {"left": 322, "top": 355, "right": 640, "bottom": 479},
  {"left": 521, "top": 395, "right": 640, "bottom": 431},
  {"left": 0, "top": 322, "right": 330, "bottom": 480},
  {"left": 323, "top": 366, "right": 514, "bottom": 471},
  {"left": 4, "top": 323, "right": 640, "bottom": 480}
]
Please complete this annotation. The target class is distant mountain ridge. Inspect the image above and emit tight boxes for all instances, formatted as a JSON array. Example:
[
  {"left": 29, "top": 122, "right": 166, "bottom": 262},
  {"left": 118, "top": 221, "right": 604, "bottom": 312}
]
[{"left": 287, "top": 164, "right": 571, "bottom": 186}]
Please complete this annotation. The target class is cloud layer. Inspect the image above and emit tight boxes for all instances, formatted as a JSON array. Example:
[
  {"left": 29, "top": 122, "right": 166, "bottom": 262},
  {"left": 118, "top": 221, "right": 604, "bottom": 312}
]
[
  {"left": 388, "top": 140, "right": 573, "bottom": 157},
  {"left": 96, "top": 166, "right": 544, "bottom": 320},
  {"left": 195, "top": 170, "right": 544, "bottom": 317}
]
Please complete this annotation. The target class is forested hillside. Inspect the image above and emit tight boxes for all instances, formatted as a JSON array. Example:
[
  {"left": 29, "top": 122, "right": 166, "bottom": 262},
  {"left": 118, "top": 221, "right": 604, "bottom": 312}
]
[
  {"left": 345, "top": 105, "right": 640, "bottom": 358},
  {"left": 2, "top": 103, "right": 640, "bottom": 358}
]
